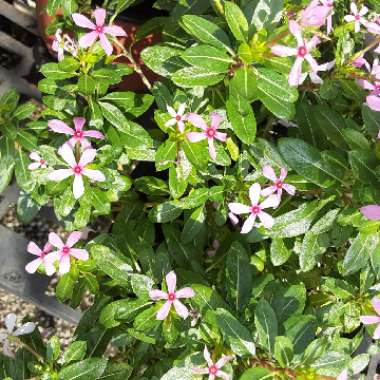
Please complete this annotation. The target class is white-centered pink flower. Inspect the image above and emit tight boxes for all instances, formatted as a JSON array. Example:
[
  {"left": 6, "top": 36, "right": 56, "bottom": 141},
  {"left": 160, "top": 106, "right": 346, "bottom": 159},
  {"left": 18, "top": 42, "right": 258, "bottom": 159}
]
[
  {"left": 52, "top": 29, "right": 78, "bottom": 61},
  {"left": 271, "top": 21, "right": 320, "bottom": 86},
  {"left": 72, "top": 8, "right": 126, "bottom": 55},
  {"left": 166, "top": 104, "right": 187, "bottom": 132},
  {"left": 300, "top": 0, "right": 330, "bottom": 28},
  {"left": 25, "top": 241, "right": 55, "bottom": 276},
  {"left": 262, "top": 165, "right": 296, "bottom": 199},
  {"left": 300, "top": 60, "right": 335, "bottom": 85},
  {"left": 48, "top": 117, "right": 104, "bottom": 149},
  {"left": 0, "top": 314, "right": 35, "bottom": 357},
  {"left": 360, "top": 205, "right": 380, "bottom": 220},
  {"left": 320, "top": 0, "right": 335, "bottom": 34},
  {"left": 47, "top": 144, "right": 105, "bottom": 199},
  {"left": 360, "top": 297, "right": 380, "bottom": 339},
  {"left": 187, "top": 112, "right": 227, "bottom": 160},
  {"left": 228, "top": 183, "right": 279, "bottom": 234},
  {"left": 193, "top": 346, "right": 234, "bottom": 380},
  {"left": 149, "top": 271, "right": 195, "bottom": 320},
  {"left": 48, "top": 232, "right": 89, "bottom": 275},
  {"left": 344, "top": 3, "right": 368, "bottom": 33},
  {"left": 28, "top": 152, "right": 47, "bottom": 170}
]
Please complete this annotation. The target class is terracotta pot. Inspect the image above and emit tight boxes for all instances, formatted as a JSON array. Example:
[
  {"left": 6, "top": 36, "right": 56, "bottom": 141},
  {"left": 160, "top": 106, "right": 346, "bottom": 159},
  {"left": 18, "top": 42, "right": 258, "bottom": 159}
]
[{"left": 35, "top": 0, "right": 161, "bottom": 92}]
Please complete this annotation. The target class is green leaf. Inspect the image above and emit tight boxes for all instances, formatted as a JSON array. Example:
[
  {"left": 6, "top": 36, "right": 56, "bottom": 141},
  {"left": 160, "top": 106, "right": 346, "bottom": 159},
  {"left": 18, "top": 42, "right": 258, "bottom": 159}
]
[
  {"left": 155, "top": 140, "right": 177, "bottom": 171},
  {"left": 172, "top": 66, "right": 225, "bottom": 88},
  {"left": 226, "top": 93, "right": 256, "bottom": 145},
  {"left": 246, "top": 0, "right": 284, "bottom": 31},
  {"left": 255, "top": 298, "right": 278, "bottom": 354},
  {"left": 160, "top": 367, "right": 192, "bottom": 380},
  {"left": 230, "top": 66, "right": 257, "bottom": 101},
  {"left": 148, "top": 202, "right": 183, "bottom": 223},
  {"left": 91, "top": 244, "right": 132, "bottom": 286},
  {"left": 239, "top": 368, "right": 273, "bottom": 380},
  {"left": 99, "top": 363, "right": 132, "bottom": 380},
  {"left": 17, "top": 130, "right": 37, "bottom": 150},
  {"left": 13, "top": 102, "right": 36, "bottom": 120},
  {"left": 299, "top": 232, "right": 328, "bottom": 272},
  {"left": 362, "top": 104, "right": 380, "bottom": 135},
  {"left": 181, "top": 45, "right": 232, "bottom": 72},
  {"left": 181, "top": 206, "right": 206, "bottom": 243},
  {"left": 226, "top": 241, "right": 252, "bottom": 312},
  {"left": 17, "top": 191, "right": 40, "bottom": 223},
  {"left": 225, "top": 1, "right": 248, "bottom": 42},
  {"left": 135, "top": 176, "right": 168, "bottom": 196},
  {"left": 211, "top": 308, "right": 256, "bottom": 356},
  {"left": 349, "top": 150, "right": 380, "bottom": 185},
  {"left": 284, "top": 315, "right": 316, "bottom": 354},
  {"left": 0, "top": 155, "right": 15, "bottom": 194},
  {"left": 274, "top": 336, "right": 293, "bottom": 368},
  {"left": 278, "top": 138, "right": 343, "bottom": 187},
  {"left": 58, "top": 57, "right": 80, "bottom": 72},
  {"left": 182, "top": 139, "right": 209, "bottom": 168},
  {"left": 342, "top": 232, "right": 380, "bottom": 276},
  {"left": 38, "top": 78, "right": 57, "bottom": 94},
  {"left": 181, "top": 15, "right": 233, "bottom": 54},
  {"left": 56, "top": 272, "right": 77, "bottom": 301},
  {"left": 15, "top": 151, "right": 35, "bottom": 192},
  {"left": 58, "top": 358, "right": 107, "bottom": 380},
  {"left": 63, "top": 341, "right": 87, "bottom": 365},
  {"left": 270, "top": 238, "right": 291, "bottom": 266},
  {"left": 47, "top": 335, "right": 61, "bottom": 362},
  {"left": 78, "top": 75, "right": 96, "bottom": 95},
  {"left": 46, "top": 0, "right": 63, "bottom": 15},
  {"left": 40, "top": 63, "right": 76, "bottom": 80}
]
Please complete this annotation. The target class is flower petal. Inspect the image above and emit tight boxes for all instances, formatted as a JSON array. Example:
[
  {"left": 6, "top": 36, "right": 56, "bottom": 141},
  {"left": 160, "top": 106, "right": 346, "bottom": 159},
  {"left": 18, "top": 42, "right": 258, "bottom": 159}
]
[
  {"left": 70, "top": 248, "right": 89, "bottom": 261},
  {"left": 344, "top": 15, "right": 355, "bottom": 22},
  {"left": 48, "top": 119, "right": 74, "bottom": 135},
  {"left": 156, "top": 301, "right": 171, "bottom": 320},
  {"left": 374, "top": 323, "right": 380, "bottom": 339},
  {"left": 263, "top": 165, "right": 277, "bottom": 181},
  {"left": 72, "top": 13, "right": 96, "bottom": 29},
  {"left": 360, "top": 205, "right": 380, "bottom": 220},
  {"left": 73, "top": 174, "right": 84, "bottom": 199},
  {"left": 178, "top": 103, "right": 186, "bottom": 116},
  {"left": 175, "top": 287, "right": 195, "bottom": 299},
  {"left": 93, "top": 8, "right": 106, "bottom": 27},
  {"left": 192, "top": 367, "right": 209, "bottom": 375},
  {"left": 5, "top": 314, "right": 16, "bottom": 334},
  {"left": 82, "top": 130, "right": 105, "bottom": 139},
  {"left": 48, "top": 169, "right": 73, "bottom": 182},
  {"left": 289, "top": 56, "right": 303, "bottom": 86},
  {"left": 59, "top": 144, "right": 77, "bottom": 168},
  {"left": 208, "top": 139, "right": 216, "bottom": 160},
  {"left": 261, "top": 186, "right": 278, "bottom": 197},
  {"left": 59, "top": 254, "right": 71, "bottom": 275},
  {"left": 187, "top": 132, "right": 206, "bottom": 143},
  {"left": 305, "top": 54, "right": 319, "bottom": 72},
  {"left": 29, "top": 152, "right": 40, "bottom": 161},
  {"left": 350, "top": 2, "right": 358, "bottom": 15},
  {"left": 367, "top": 95, "right": 380, "bottom": 112},
  {"left": 99, "top": 33, "right": 113, "bottom": 55},
  {"left": 28, "top": 162, "right": 41, "bottom": 171},
  {"left": 27, "top": 242, "right": 42, "bottom": 256},
  {"left": 260, "top": 195, "right": 280, "bottom": 209},
  {"left": 48, "top": 232, "right": 64, "bottom": 249},
  {"left": 177, "top": 120, "right": 185, "bottom": 133},
  {"left": 79, "top": 32, "right": 98, "bottom": 48},
  {"left": 361, "top": 315, "right": 380, "bottom": 325},
  {"left": 214, "top": 131, "right": 227, "bottom": 142},
  {"left": 216, "top": 370, "right": 231, "bottom": 380},
  {"left": 241, "top": 214, "right": 256, "bottom": 234},
  {"left": 166, "top": 271, "right": 177, "bottom": 293},
  {"left": 373, "top": 298, "right": 380, "bottom": 316},
  {"left": 283, "top": 184, "right": 296, "bottom": 195},
  {"left": 66, "top": 231, "right": 82, "bottom": 247},
  {"left": 103, "top": 25, "right": 126, "bottom": 37},
  {"left": 173, "top": 300, "right": 189, "bottom": 319},
  {"left": 258, "top": 211, "right": 275, "bottom": 229},
  {"left": 228, "top": 203, "right": 250, "bottom": 215},
  {"left": 249, "top": 183, "right": 261, "bottom": 206},
  {"left": 279, "top": 167, "right": 287, "bottom": 181},
  {"left": 78, "top": 149, "right": 97, "bottom": 167},
  {"left": 359, "top": 6, "right": 368, "bottom": 16},
  {"left": 150, "top": 290, "right": 168, "bottom": 300},
  {"left": 203, "top": 346, "right": 213, "bottom": 367},
  {"left": 289, "top": 20, "right": 303, "bottom": 46},
  {"left": 14, "top": 322, "right": 35, "bottom": 336},
  {"left": 73, "top": 117, "right": 86, "bottom": 132},
  {"left": 82, "top": 169, "right": 105, "bottom": 182},
  {"left": 215, "top": 355, "right": 234, "bottom": 369},
  {"left": 210, "top": 112, "right": 223, "bottom": 129},
  {"left": 25, "top": 258, "right": 43, "bottom": 274},
  {"left": 187, "top": 113, "right": 208, "bottom": 131},
  {"left": 271, "top": 45, "right": 297, "bottom": 57}
]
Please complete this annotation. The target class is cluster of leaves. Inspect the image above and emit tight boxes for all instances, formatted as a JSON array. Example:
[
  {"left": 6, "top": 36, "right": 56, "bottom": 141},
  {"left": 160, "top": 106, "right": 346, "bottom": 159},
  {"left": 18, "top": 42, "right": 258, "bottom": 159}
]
[{"left": 4, "top": 0, "right": 380, "bottom": 379}]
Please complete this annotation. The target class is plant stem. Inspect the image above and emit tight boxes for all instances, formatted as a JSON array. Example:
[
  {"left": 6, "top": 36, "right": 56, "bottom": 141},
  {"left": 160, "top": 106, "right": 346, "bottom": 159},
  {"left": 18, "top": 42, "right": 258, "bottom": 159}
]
[
  {"left": 113, "top": 39, "right": 153, "bottom": 91},
  {"left": 17, "top": 339, "right": 44, "bottom": 363}
]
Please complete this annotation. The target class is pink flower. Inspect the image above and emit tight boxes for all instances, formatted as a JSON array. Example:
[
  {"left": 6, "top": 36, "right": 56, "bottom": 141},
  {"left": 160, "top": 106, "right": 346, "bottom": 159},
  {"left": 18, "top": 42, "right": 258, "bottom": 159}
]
[
  {"left": 72, "top": 8, "right": 126, "bottom": 55},
  {"left": 48, "top": 231, "right": 89, "bottom": 275},
  {"left": 300, "top": 0, "right": 330, "bottom": 28},
  {"left": 271, "top": 21, "right": 320, "bottom": 86},
  {"left": 262, "top": 165, "right": 296, "bottom": 199},
  {"left": 48, "top": 117, "right": 104, "bottom": 149},
  {"left": 28, "top": 152, "right": 47, "bottom": 170},
  {"left": 193, "top": 346, "right": 234, "bottom": 380},
  {"left": 360, "top": 298, "right": 380, "bottom": 339},
  {"left": 166, "top": 104, "right": 187, "bottom": 132},
  {"left": 320, "top": 0, "right": 335, "bottom": 34},
  {"left": 228, "top": 212, "right": 239, "bottom": 226},
  {"left": 149, "top": 271, "right": 195, "bottom": 320},
  {"left": 344, "top": 2, "right": 368, "bottom": 33},
  {"left": 300, "top": 60, "right": 335, "bottom": 85},
  {"left": 47, "top": 144, "right": 105, "bottom": 199},
  {"left": 25, "top": 242, "right": 55, "bottom": 276},
  {"left": 337, "top": 369, "right": 348, "bottom": 380},
  {"left": 52, "top": 29, "right": 78, "bottom": 61},
  {"left": 187, "top": 112, "right": 227, "bottom": 160},
  {"left": 228, "top": 183, "right": 279, "bottom": 234},
  {"left": 352, "top": 56, "right": 370, "bottom": 70},
  {"left": 360, "top": 205, "right": 380, "bottom": 220}
]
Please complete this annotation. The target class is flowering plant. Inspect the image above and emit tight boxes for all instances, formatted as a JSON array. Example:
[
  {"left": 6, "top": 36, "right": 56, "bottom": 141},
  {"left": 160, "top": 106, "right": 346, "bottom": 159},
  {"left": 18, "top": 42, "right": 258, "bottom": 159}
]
[{"left": 4, "top": 0, "right": 380, "bottom": 378}]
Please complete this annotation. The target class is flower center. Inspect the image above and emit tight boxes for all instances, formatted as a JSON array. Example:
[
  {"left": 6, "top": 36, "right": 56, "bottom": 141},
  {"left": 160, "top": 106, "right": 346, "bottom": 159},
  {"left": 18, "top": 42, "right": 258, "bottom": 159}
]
[
  {"left": 95, "top": 25, "right": 104, "bottom": 33},
  {"left": 62, "top": 246, "right": 70, "bottom": 255},
  {"left": 40, "top": 159, "right": 46, "bottom": 165},
  {"left": 74, "top": 131, "right": 83, "bottom": 139},
  {"left": 276, "top": 180, "right": 283, "bottom": 189},
  {"left": 40, "top": 252, "right": 46, "bottom": 259},
  {"left": 251, "top": 205, "right": 261, "bottom": 214},
  {"left": 206, "top": 128, "right": 216, "bottom": 138},
  {"left": 168, "top": 292, "right": 176, "bottom": 301},
  {"left": 175, "top": 115, "right": 181, "bottom": 121},
  {"left": 297, "top": 46, "right": 307, "bottom": 58},
  {"left": 209, "top": 365, "right": 218, "bottom": 375},
  {"left": 73, "top": 165, "right": 82, "bottom": 174},
  {"left": 355, "top": 15, "right": 360, "bottom": 21}
]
